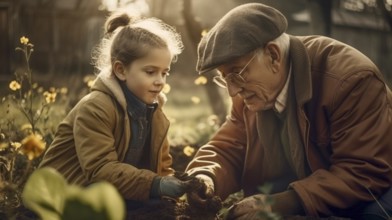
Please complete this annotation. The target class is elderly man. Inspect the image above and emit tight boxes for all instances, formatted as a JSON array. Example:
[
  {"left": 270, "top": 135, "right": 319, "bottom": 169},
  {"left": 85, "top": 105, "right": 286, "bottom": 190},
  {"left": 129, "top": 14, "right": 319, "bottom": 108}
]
[{"left": 186, "top": 3, "right": 392, "bottom": 219}]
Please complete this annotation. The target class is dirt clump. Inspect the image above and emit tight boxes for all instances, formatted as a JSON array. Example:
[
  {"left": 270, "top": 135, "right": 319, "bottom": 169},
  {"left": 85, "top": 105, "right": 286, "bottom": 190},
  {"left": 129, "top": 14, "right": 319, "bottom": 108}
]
[{"left": 126, "top": 172, "right": 222, "bottom": 220}]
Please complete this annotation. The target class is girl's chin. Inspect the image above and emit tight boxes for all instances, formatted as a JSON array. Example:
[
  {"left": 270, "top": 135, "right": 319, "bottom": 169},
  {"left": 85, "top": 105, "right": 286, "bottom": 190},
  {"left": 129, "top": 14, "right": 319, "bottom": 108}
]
[
  {"left": 141, "top": 95, "right": 159, "bottom": 104},
  {"left": 141, "top": 98, "right": 156, "bottom": 105}
]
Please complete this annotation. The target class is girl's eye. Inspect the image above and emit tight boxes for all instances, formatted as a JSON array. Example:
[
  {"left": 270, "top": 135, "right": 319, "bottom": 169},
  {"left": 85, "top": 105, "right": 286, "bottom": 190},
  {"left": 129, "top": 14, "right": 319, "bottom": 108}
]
[
  {"left": 145, "top": 70, "right": 155, "bottom": 75},
  {"left": 144, "top": 69, "right": 169, "bottom": 77}
]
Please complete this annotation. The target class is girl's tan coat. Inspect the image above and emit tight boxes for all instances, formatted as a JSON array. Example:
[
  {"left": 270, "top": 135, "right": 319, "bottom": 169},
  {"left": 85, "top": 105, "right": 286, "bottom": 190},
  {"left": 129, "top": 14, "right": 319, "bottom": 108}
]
[{"left": 40, "top": 70, "right": 173, "bottom": 201}]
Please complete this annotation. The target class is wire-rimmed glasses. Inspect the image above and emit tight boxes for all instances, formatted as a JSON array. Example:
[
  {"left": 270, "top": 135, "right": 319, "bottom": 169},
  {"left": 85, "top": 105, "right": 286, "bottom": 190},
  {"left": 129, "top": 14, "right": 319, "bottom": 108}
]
[{"left": 212, "top": 53, "right": 257, "bottom": 88}]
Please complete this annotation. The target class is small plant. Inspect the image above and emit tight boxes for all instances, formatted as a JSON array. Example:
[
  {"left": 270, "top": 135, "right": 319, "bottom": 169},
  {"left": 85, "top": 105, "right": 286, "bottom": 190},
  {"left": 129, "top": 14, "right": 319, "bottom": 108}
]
[
  {"left": 217, "top": 184, "right": 281, "bottom": 220},
  {"left": 256, "top": 184, "right": 281, "bottom": 220},
  {"left": 217, "top": 190, "right": 244, "bottom": 219}
]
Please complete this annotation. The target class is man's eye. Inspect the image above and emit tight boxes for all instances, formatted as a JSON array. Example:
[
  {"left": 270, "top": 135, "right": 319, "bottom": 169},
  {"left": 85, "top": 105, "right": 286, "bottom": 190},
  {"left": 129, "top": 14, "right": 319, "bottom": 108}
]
[{"left": 231, "top": 68, "right": 242, "bottom": 75}]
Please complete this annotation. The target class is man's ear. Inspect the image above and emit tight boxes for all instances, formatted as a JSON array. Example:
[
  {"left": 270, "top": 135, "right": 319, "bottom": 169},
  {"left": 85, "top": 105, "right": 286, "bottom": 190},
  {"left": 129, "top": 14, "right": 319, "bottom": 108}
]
[
  {"left": 265, "top": 42, "right": 281, "bottom": 73},
  {"left": 113, "top": 61, "right": 126, "bottom": 81}
]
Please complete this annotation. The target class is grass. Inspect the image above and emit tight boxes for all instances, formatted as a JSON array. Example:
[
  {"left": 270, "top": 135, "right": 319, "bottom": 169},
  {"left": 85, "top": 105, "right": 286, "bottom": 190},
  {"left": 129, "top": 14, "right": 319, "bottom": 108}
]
[{"left": 164, "top": 73, "right": 230, "bottom": 146}]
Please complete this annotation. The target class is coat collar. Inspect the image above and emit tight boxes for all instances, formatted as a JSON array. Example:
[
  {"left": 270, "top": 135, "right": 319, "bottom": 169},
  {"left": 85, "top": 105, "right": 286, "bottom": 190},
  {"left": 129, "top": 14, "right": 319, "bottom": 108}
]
[
  {"left": 119, "top": 80, "right": 158, "bottom": 119},
  {"left": 289, "top": 35, "right": 312, "bottom": 106},
  {"left": 91, "top": 68, "right": 167, "bottom": 112}
]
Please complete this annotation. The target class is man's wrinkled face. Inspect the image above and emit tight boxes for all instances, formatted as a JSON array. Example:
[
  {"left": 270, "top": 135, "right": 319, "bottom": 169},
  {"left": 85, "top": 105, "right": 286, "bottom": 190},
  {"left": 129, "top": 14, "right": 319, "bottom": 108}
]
[{"left": 217, "top": 44, "right": 287, "bottom": 111}]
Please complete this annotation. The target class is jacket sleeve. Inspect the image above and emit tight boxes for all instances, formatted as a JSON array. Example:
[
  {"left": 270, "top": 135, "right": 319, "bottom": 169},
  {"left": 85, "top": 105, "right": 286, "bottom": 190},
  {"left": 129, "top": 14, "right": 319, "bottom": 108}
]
[
  {"left": 159, "top": 137, "right": 174, "bottom": 176},
  {"left": 291, "top": 71, "right": 392, "bottom": 216},
  {"left": 73, "top": 94, "right": 157, "bottom": 201},
  {"left": 186, "top": 96, "right": 247, "bottom": 199}
]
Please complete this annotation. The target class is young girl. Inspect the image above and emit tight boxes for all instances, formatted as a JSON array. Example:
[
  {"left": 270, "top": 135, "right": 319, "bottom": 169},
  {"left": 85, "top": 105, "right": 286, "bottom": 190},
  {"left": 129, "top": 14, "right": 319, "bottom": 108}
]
[{"left": 39, "top": 10, "right": 189, "bottom": 210}]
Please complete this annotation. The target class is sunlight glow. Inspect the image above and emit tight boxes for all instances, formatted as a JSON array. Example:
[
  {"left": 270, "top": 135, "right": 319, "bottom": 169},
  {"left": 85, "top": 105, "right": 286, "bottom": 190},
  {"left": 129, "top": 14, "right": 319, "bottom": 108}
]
[{"left": 101, "top": 0, "right": 149, "bottom": 15}]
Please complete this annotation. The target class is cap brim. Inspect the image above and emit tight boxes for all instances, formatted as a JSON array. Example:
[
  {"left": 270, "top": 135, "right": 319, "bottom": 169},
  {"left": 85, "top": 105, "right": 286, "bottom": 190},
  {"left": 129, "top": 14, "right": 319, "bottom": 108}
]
[
  {"left": 197, "top": 66, "right": 218, "bottom": 75},
  {"left": 197, "top": 55, "right": 242, "bottom": 75}
]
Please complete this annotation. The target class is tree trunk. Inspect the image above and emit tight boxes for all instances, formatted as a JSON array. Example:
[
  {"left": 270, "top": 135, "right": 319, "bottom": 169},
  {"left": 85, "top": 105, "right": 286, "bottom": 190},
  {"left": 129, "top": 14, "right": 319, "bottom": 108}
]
[{"left": 181, "top": 0, "right": 228, "bottom": 124}]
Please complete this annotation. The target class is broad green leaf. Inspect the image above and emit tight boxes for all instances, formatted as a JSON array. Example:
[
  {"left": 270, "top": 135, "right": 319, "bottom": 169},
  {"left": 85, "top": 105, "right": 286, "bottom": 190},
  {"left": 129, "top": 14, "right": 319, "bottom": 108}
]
[
  {"left": 62, "top": 185, "right": 107, "bottom": 220},
  {"left": 22, "top": 167, "right": 67, "bottom": 220},
  {"left": 63, "top": 182, "right": 125, "bottom": 220}
]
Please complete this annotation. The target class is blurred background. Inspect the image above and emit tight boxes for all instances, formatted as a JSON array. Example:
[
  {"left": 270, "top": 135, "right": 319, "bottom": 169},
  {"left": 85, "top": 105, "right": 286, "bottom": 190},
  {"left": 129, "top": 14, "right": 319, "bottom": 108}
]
[{"left": 1, "top": 0, "right": 392, "bottom": 163}]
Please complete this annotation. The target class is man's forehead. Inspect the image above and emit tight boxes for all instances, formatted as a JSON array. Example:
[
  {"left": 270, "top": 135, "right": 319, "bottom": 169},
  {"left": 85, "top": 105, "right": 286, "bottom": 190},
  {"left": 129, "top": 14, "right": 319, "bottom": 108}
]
[
  {"left": 219, "top": 53, "right": 255, "bottom": 68},
  {"left": 216, "top": 57, "right": 246, "bottom": 74}
]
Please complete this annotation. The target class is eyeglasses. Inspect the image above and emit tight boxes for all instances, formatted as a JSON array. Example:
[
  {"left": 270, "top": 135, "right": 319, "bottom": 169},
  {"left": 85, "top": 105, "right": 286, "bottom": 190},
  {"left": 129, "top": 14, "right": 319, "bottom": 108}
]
[{"left": 213, "top": 53, "right": 257, "bottom": 88}]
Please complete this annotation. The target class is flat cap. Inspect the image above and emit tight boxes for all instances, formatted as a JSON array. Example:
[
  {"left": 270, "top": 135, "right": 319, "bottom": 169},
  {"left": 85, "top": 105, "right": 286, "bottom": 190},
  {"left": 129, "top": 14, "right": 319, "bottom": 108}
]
[{"left": 197, "top": 3, "right": 288, "bottom": 74}]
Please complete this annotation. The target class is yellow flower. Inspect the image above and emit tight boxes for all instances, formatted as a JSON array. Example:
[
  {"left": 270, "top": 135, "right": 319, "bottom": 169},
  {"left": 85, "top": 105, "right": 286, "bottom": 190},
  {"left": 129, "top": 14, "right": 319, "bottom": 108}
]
[
  {"left": 21, "top": 124, "right": 33, "bottom": 133},
  {"left": 20, "top": 36, "right": 29, "bottom": 45},
  {"left": 84, "top": 75, "right": 96, "bottom": 88},
  {"left": 60, "top": 87, "right": 68, "bottom": 94},
  {"left": 201, "top": 29, "right": 209, "bottom": 37},
  {"left": 183, "top": 145, "right": 195, "bottom": 157},
  {"left": 83, "top": 75, "right": 93, "bottom": 83},
  {"left": 162, "top": 84, "right": 171, "bottom": 94},
  {"left": 194, "top": 76, "right": 208, "bottom": 85},
  {"left": 191, "top": 96, "right": 200, "bottom": 104},
  {"left": 43, "top": 91, "right": 57, "bottom": 103},
  {"left": 87, "top": 80, "right": 95, "bottom": 88},
  {"left": 207, "top": 114, "right": 220, "bottom": 126},
  {"left": 11, "top": 142, "right": 22, "bottom": 149},
  {"left": 9, "top": 80, "right": 21, "bottom": 91},
  {"left": 20, "top": 134, "right": 46, "bottom": 160}
]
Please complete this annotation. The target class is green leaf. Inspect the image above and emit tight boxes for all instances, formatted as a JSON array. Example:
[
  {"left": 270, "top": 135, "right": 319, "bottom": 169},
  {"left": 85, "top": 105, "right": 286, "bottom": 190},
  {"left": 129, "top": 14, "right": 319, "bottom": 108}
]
[
  {"left": 22, "top": 167, "right": 67, "bottom": 220},
  {"left": 257, "top": 183, "right": 273, "bottom": 195},
  {"left": 63, "top": 182, "right": 125, "bottom": 220},
  {"left": 264, "top": 195, "right": 275, "bottom": 205},
  {"left": 62, "top": 186, "right": 106, "bottom": 220}
]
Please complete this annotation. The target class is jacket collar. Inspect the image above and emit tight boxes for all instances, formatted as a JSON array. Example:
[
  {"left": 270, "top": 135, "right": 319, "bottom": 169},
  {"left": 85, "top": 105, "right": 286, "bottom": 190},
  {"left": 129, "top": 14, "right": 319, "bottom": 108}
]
[
  {"left": 91, "top": 68, "right": 167, "bottom": 112},
  {"left": 119, "top": 80, "right": 157, "bottom": 119},
  {"left": 288, "top": 35, "right": 312, "bottom": 106},
  {"left": 92, "top": 68, "right": 127, "bottom": 110}
]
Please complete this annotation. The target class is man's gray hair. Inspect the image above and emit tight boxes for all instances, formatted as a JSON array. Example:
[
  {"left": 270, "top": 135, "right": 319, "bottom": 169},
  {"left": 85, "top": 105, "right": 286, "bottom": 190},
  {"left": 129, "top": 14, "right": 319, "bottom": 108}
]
[{"left": 256, "top": 33, "right": 290, "bottom": 62}]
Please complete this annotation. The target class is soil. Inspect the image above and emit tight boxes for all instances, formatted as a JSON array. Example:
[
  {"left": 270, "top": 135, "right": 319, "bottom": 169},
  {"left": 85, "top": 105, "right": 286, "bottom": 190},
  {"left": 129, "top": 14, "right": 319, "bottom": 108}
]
[
  {"left": 126, "top": 198, "right": 221, "bottom": 220},
  {"left": 125, "top": 172, "right": 351, "bottom": 220},
  {"left": 126, "top": 171, "right": 223, "bottom": 220}
]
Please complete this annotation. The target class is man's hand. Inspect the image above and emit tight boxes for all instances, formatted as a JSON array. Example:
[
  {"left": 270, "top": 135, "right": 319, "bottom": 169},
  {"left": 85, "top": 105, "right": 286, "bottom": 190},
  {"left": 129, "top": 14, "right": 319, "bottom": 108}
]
[
  {"left": 226, "top": 194, "right": 272, "bottom": 220},
  {"left": 158, "top": 176, "right": 190, "bottom": 198},
  {"left": 186, "top": 174, "right": 215, "bottom": 208}
]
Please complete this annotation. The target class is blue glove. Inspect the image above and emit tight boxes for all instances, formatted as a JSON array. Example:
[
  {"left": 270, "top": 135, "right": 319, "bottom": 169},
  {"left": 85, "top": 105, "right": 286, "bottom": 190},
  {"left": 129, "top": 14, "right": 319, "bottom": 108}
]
[{"left": 151, "top": 176, "right": 188, "bottom": 198}]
